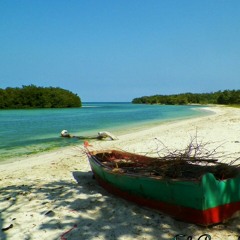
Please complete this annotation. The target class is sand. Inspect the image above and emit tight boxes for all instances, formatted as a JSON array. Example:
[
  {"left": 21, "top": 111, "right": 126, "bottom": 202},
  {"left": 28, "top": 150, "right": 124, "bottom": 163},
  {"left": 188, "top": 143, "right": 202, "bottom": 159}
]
[{"left": 1, "top": 106, "right": 240, "bottom": 240}]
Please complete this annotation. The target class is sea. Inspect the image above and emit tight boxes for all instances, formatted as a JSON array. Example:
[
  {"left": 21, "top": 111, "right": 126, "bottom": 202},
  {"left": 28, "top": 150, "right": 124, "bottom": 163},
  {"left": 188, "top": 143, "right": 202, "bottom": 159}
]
[{"left": 0, "top": 102, "right": 211, "bottom": 162}]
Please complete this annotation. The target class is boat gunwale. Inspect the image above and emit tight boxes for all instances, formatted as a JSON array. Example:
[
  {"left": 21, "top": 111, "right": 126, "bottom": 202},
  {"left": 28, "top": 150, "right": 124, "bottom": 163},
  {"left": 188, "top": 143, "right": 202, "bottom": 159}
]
[{"left": 88, "top": 150, "right": 204, "bottom": 182}]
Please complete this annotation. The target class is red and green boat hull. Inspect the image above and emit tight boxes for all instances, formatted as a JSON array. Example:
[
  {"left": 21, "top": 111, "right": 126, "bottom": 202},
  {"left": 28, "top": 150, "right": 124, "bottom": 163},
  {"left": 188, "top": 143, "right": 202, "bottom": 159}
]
[{"left": 87, "top": 151, "right": 240, "bottom": 225}]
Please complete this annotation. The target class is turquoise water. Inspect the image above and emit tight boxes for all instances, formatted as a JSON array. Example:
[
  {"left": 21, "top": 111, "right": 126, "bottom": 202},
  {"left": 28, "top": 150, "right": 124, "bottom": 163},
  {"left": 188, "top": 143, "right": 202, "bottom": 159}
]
[{"left": 0, "top": 103, "right": 209, "bottom": 161}]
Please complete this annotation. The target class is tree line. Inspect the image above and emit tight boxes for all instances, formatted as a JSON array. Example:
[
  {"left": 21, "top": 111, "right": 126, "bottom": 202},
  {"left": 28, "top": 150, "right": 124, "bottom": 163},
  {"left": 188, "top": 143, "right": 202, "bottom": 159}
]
[
  {"left": 132, "top": 90, "right": 240, "bottom": 105},
  {"left": 0, "top": 85, "right": 82, "bottom": 109}
]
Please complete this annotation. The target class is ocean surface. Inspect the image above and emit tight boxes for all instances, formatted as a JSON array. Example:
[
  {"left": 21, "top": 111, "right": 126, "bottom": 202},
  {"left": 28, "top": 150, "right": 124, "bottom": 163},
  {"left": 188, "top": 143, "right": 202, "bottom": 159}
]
[{"left": 0, "top": 102, "right": 210, "bottom": 161}]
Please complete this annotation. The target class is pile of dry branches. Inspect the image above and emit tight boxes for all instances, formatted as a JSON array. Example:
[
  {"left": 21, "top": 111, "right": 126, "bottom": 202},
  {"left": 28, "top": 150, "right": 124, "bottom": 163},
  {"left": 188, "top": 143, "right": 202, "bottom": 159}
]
[
  {"left": 94, "top": 135, "right": 240, "bottom": 180},
  {"left": 145, "top": 136, "right": 240, "bottom": 180}
]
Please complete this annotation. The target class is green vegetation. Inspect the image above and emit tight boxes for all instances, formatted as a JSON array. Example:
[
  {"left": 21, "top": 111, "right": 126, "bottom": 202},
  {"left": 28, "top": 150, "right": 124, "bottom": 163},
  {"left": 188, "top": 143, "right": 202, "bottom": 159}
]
[
  {"left": 0, "top": 85, "right": 82, "bottom": 109},
  {"left": 132, "top": 90, "right": 240, "bottom": 105}
]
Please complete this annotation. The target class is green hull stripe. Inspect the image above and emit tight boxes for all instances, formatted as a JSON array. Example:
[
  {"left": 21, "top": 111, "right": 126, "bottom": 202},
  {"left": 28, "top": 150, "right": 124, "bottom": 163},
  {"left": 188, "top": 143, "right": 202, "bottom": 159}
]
[{"left": 90, "top": 158, "right": 240, "bottom": 210}]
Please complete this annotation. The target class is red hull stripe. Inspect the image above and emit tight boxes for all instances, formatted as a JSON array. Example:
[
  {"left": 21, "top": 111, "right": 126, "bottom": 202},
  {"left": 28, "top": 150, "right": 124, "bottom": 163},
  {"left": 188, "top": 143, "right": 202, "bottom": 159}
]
[{"left": 93, "top": 171, "right": 240, "bottom": 226}]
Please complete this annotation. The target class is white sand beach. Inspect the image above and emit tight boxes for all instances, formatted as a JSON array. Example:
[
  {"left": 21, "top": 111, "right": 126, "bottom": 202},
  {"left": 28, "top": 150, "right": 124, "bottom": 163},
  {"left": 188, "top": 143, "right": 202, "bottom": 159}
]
[{"left": 1, "top": 106, "right": 240, "bottom": 240}]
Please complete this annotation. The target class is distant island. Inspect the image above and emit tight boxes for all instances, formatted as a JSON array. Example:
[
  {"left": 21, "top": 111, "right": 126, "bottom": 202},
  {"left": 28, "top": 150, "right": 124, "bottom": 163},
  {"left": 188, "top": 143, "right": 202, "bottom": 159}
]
[
  {"left": 132, "top": 90, "right": 240, "bottom": 105},
  {"left": 0, "top": 85, "right": 82, "bottom": 109}
]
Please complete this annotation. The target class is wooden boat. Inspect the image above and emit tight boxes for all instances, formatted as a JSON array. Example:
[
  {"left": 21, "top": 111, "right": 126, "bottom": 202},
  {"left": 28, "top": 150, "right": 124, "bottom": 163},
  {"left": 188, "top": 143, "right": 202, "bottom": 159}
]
[{"left": 86, "top": 149, "right": 240, "bottom": 226}]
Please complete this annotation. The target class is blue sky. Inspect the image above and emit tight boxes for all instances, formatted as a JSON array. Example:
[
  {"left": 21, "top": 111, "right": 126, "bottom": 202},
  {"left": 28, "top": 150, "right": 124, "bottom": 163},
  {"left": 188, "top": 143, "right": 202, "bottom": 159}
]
[{"left": 0, "top": 0, "right": 239, "bottom": 102}]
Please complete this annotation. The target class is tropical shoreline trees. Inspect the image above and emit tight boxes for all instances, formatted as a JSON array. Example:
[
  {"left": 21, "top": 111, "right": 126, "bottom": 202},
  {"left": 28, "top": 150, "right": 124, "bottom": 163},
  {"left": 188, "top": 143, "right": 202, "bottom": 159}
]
[
  {"left": 132, "top": 90, "right": 240, "bottom": 105},
  {"left": 0, "top": 85, "right": 82, "bottom": 109}
]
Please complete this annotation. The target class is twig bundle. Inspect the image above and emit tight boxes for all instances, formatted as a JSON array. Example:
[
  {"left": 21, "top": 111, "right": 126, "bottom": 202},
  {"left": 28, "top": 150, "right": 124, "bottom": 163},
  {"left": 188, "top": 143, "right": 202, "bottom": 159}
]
[{"left": 92, "top": 135, "right": 240, "bottom": 180}]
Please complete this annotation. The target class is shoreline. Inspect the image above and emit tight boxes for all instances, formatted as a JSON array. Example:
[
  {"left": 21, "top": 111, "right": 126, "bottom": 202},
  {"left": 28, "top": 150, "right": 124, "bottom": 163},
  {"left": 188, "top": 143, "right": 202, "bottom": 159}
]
[
  {"left": 0, "top": 105, "right": 212, "bottom": 165},
  {"left": 1, "top": 106, "right": 240, "bottom": 239}
]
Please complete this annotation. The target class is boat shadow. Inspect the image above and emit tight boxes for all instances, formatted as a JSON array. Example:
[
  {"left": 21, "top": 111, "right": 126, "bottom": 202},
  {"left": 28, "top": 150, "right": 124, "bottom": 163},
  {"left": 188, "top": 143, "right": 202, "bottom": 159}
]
[{"left": 1, "top": 171, "right": 240, "bottom": 240}]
